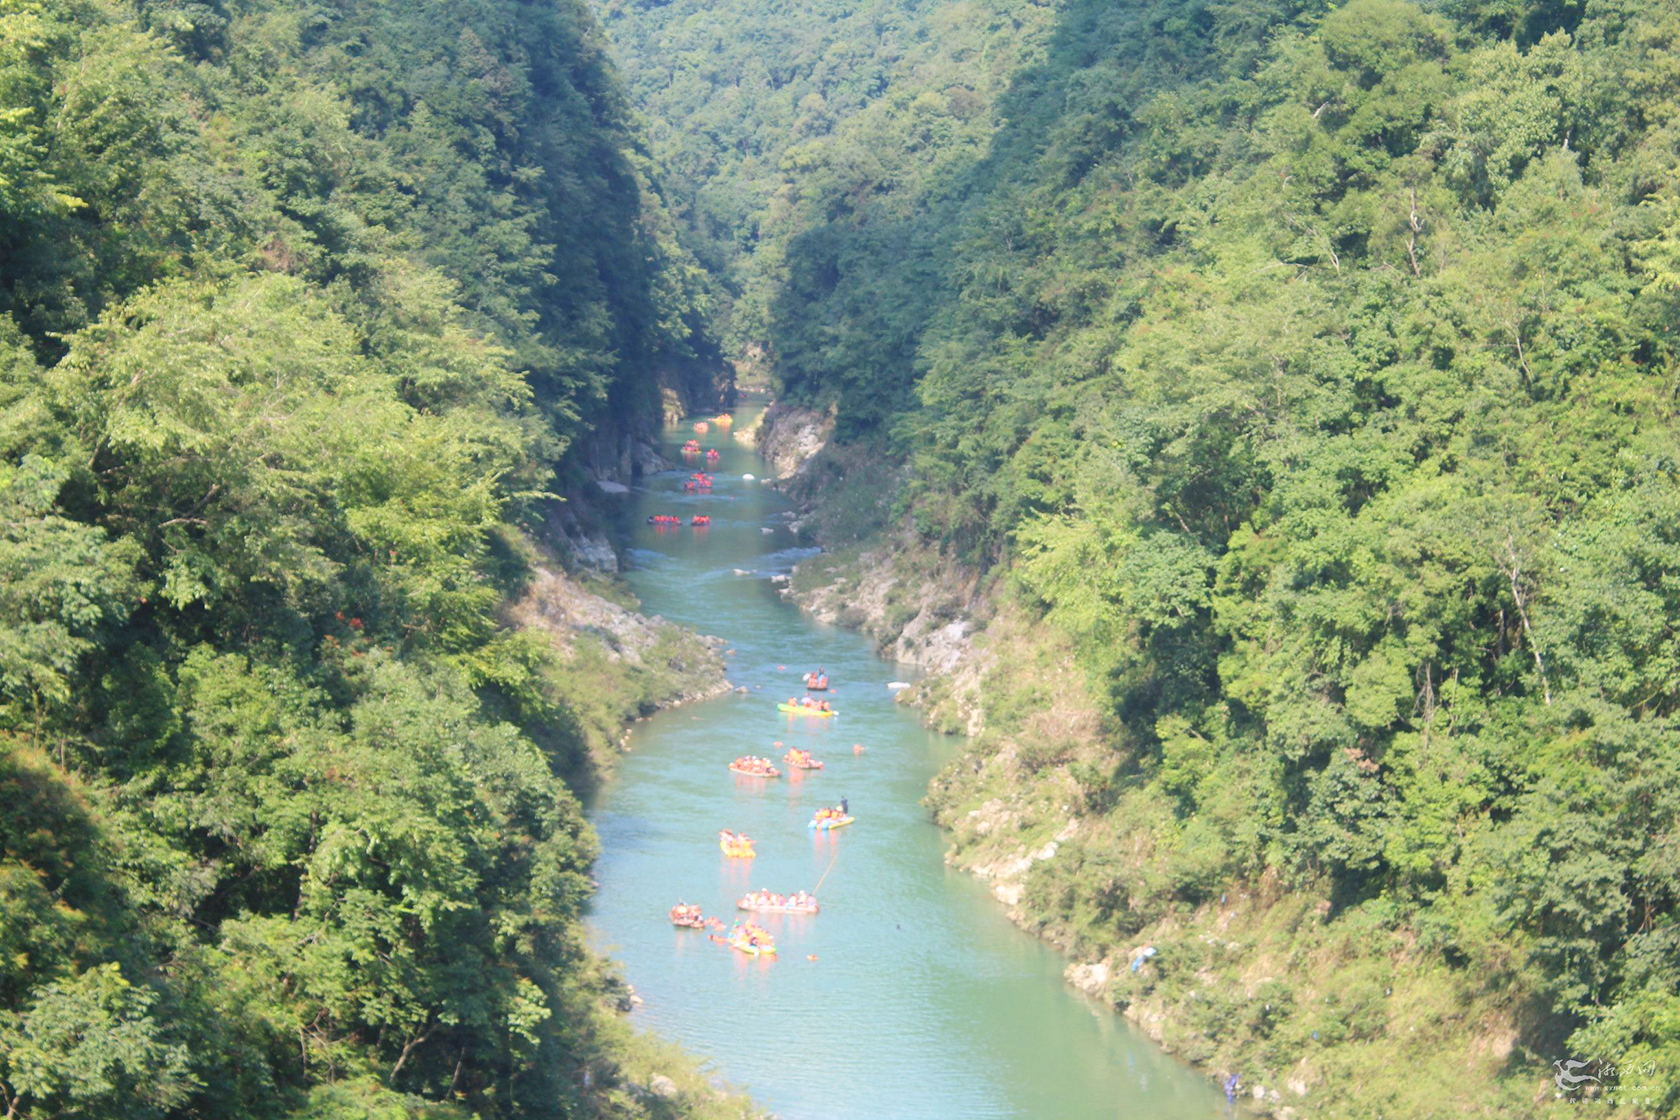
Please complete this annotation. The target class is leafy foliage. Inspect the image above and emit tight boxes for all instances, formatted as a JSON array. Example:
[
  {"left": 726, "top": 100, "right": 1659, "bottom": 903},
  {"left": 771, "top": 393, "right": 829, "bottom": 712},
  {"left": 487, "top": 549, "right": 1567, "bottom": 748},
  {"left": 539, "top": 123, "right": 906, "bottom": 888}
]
[{"left": 0, "top": 0, "right": 744, "bottom": 1117}]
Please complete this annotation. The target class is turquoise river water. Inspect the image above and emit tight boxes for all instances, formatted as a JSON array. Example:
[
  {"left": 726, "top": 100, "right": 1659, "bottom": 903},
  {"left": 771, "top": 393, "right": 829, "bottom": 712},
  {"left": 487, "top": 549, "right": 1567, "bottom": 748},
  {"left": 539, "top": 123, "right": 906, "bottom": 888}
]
[{"left": 586, "top": 407, "right": 1231, "bottom": 1120}]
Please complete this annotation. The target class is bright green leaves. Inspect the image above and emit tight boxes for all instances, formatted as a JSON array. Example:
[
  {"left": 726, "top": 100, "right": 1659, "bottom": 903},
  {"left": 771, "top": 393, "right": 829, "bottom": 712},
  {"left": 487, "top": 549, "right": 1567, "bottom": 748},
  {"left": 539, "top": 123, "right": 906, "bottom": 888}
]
[
  {"left": 49, "top": 23, "right": 190, "bottom": 234},
  {"left": 1318, "top": 0, "right": 1452, "bottom": 93},
  {"left": 166, "top": 647, "right": 324, "bottom": 877},
  {"left": 1341, "top": 642, "right": 1413, "bottom": 731},
  {"left": 138, "top": 647, "right": 597, "bottom": 1105},
  {"left": 49, "top": 276, "right": 372, "bottom": 611},
  {"left": 0, "top": 0, "right": 82, "bottom": 221},
  {"left": 34, "top": 273, "right": 525, "bottom": 652},
  {"left": 1313, "top": 0, "right": 1454, "bottom": 175},
  {"left": 1017, "top": 514, "right": 1213, "bottom": 654},
  {"left": 1155, "top": 713, "right": 1219, "bottom": 806},
  {"left": 1542, "top": 452, "right": 1680, "bottom": 715},
  {"left": 0, "top": 963, "right": 195, "bottom": 1120},
  {"left": 1437, "top": 153, "right": 1635, "bottom": 434},
  {"left": 1294, "top": 749, "right": 1392, "bottom": 878},
  {"left": 1439, "top": 33, "right": 1584, "bottom": 205},
  {"left": 5, "top": 246, "right": 602, "bottom": 1103},
  {"left": 1, "top": 9, "right": 241, "bottom": 345},
  {"left": 0, "top": 455, "right": 140, "bottom": 716},
  {"left": 1379, "top": 727, "right": 1497, "bottom": 889},
  {"left": 336, "top": 414, "right": 505, "bottom": 649},
  {"left": 1634, "top": 171, "right": 1680, "bottom": 293}
]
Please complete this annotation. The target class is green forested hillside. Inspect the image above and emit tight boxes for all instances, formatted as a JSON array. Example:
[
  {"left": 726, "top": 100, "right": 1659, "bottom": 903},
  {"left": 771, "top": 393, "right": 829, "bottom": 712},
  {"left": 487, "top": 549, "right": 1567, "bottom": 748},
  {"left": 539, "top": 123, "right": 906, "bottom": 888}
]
[
  {"left": 597, "top": 0, "right": 1027, "bottom": 372},
  {"left": 0, "top": 1, "right": 744, "bottom": 1117},
  {"left": 604, "top": 0, "right": 1680, "bottom": 1112},
  {"left": 11, "top": 0, "right": 1680, "bottom": 1111}
]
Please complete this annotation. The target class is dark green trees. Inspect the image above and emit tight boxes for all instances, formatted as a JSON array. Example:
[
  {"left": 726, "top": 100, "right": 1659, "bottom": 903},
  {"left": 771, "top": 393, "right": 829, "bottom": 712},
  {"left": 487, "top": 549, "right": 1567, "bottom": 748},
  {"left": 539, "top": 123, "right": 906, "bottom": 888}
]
[{"left": 0, "top": 0, "right": 725, "bottom": 1116}]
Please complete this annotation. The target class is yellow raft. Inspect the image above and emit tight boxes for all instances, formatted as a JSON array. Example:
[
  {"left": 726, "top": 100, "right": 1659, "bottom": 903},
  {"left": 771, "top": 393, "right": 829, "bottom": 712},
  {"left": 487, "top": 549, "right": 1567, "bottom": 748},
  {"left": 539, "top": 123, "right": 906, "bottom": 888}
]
[
  {"left": 778, "top": 703, "right": 835, "bottom": 718},
  {"left": 728, "top": 933, "right": 776, "bottom": 956},
  {"left": 719, "top": 832, "right": 756, "bottom": 858}
]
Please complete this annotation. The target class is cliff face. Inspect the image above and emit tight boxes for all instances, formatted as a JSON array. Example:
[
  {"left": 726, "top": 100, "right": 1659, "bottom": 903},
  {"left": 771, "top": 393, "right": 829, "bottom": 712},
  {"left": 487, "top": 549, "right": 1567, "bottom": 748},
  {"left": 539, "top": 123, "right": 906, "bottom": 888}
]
[
  {"left": 573, "top": 415, "right": 674, "bottom": 489},
  {"left": 549, "top": 385, "right": 675, "bottom": 573},
  {"left": 553, "top": 373, "right": 745, "bottom": 571},
  {"left": 756, "top": 402, "right": 990, "bottom": 707},
  {"left": 754, "top": 401, "right": 834, "bottom": 480}
]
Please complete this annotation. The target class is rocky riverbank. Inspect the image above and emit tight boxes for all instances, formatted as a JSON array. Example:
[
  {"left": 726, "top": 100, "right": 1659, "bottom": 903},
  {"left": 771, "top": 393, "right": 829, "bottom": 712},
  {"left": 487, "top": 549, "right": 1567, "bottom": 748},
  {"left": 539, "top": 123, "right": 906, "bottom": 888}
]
[{"left": 507, "top": 526, "right": 732, "bottom": 778}]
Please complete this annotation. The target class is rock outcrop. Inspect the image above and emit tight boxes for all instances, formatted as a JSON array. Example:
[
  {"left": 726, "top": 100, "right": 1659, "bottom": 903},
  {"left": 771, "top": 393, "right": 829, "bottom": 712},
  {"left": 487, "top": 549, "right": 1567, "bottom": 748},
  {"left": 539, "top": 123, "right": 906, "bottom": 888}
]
[{"left": 755, "top": 401, "right": 834, "bottom": 479}]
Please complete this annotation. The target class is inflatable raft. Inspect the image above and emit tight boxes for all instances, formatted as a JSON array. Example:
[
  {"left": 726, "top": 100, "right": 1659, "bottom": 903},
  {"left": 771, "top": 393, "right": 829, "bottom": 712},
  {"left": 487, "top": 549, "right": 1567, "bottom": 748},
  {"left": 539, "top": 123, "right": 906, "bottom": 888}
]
[
  {"left": 782, "top": 751, "right": 824, "bottom": 770},
  {"left": 670, "top": 904, "right": 706, "bottom": 929},
  {"left": 728, "top": 763, "right": 780, "bottom": 778},
  {"left": 726, "top": 922, "right": 776, "bottom": 956},
  {"left": 738, "top": 898, "right": 819, "bottom": 914},
  {"left": 778, "top": 703, "right": 835, "bottom": 718},
  {"left": 719, "top": 831, "right": 756, "bottom": 858},
  {"left": 808, "top": 814, "right": 854, "bottom": 831}
]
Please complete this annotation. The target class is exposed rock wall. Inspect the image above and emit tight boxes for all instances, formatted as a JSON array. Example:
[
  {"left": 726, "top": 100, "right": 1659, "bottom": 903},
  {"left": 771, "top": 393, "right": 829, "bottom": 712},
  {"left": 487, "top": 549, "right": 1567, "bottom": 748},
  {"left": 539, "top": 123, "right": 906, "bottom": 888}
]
[
  {"left": 508, "top": 563, "right": 733, "bottom": 755},
  {"left": 754, "top": 400, "right": 834, "bottom": 479}
]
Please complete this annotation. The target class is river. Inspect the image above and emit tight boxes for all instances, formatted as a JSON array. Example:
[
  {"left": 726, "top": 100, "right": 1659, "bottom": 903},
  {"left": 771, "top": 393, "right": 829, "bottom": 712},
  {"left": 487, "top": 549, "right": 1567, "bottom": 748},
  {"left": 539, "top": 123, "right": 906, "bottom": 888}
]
[{"left": 586, "top": 405, "right": 1230, "bottom": 1120}]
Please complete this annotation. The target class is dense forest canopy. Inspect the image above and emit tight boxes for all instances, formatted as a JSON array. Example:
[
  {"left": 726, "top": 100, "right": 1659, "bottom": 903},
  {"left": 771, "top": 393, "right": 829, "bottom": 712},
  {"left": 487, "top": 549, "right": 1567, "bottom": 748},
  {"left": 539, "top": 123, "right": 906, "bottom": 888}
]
[
  {"left": 596, "top": 0, "right": 1029, "bottom": 372},
  {"left": 603, "top": 0, "right": 1680, "bottom": 1111},
  {"left": 0, "top": 0, "right": 737, "bottom": 1117}
]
